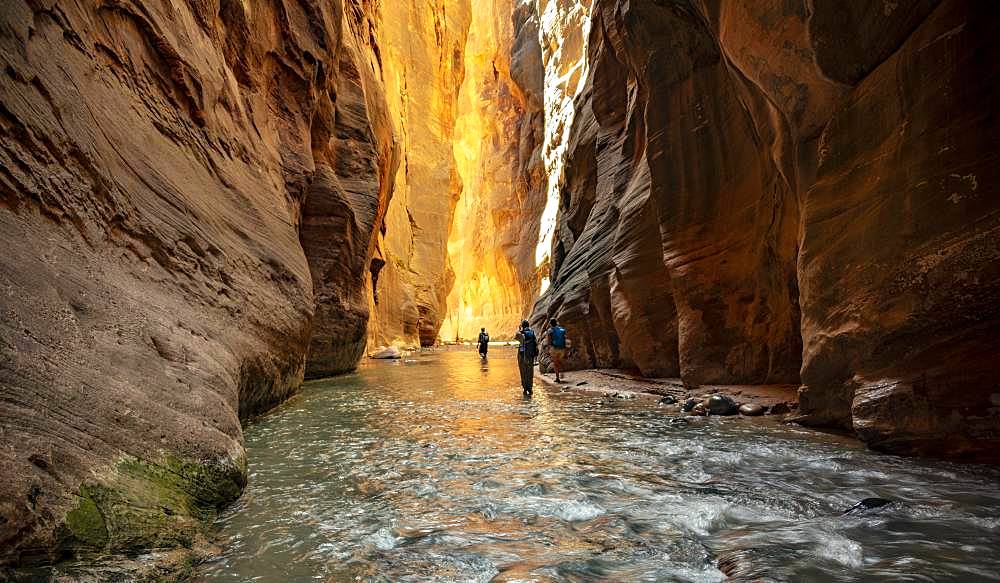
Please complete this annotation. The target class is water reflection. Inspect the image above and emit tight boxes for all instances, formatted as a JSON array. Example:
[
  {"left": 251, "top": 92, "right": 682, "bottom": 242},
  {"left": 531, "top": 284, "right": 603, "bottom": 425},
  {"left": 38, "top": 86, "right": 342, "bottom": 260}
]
[{"left": 199, "top": 348, "right": 1000, "bottom": 582}]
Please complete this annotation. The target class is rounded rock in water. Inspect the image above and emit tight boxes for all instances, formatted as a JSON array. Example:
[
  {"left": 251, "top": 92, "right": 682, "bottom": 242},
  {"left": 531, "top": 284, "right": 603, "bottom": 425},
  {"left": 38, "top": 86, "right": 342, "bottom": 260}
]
[{"left": 707, "top": 395, "right": 739, "bottom": 416}]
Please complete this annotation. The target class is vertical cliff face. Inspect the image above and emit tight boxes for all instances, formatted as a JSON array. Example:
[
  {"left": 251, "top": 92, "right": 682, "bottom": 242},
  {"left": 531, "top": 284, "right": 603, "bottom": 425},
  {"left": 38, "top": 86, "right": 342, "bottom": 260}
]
[
  {"left": 794, "top": 0, "right": 999, "bottom": 461},
  {"left": 302, "top": 2, "right": 400, "bottom": 378},
  {"left": 439, "top": 0, "right": 547, "bottom": 341},
  {"left": 367, "top": 0, "right": 547, "bottom": 347},
  {"left": 535, "top": 0, "right": 592, "bottom": 292},
  {"left": 367, "top": 0, "right": 471, "bottom": 349},
  {"left": 534, "top": 0, "right": 1000, "bottom": 461},
  {"left": 0, "top": 0, "right": 395, "bottom": 564}
]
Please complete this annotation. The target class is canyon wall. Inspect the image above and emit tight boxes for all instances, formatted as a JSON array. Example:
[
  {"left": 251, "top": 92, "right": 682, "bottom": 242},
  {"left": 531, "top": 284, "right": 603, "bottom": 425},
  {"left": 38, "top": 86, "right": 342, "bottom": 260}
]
[
  {"left": 0, "top": 0, "right": 395, "bottom": 565},
  {"left": 533, "top": 0, "right": 1000, "bottom": 461},
  {"left": 439, "top": 0, "right": 547, "bottom": 341},
  {"left": 368, "top": 0, "right": 547, "bottom": 347},
  {"left": 367, "top": 0, "right": 470, "bottom": 349}
]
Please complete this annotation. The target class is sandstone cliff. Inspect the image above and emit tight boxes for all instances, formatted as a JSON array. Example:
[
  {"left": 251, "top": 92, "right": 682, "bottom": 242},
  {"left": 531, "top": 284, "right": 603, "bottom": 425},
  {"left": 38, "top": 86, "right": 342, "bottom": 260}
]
[
  {"left": 440, "top": 0, "right": 547, "bottom": 341},
  {"left": 367, "top": 0, "right": 470, "bottom": 349},
  {"left": 0, "top": 0, "right": 395, "bottom": 565},
  {"left": 533, "top": 0, "right": 1000, "bottom": 461}
]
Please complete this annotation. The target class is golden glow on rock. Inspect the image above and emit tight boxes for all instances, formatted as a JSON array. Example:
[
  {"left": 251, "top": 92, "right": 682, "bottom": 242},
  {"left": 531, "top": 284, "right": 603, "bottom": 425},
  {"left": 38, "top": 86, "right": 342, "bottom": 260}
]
[
  {"left": 368, "top": 1, "right": 471, "bottom": 348},
  {"left": 439, "top": 0, "right": 532, "bottom": 342},
  {"left": 536, "top": 0, "right": 593, "bottom": 268}
]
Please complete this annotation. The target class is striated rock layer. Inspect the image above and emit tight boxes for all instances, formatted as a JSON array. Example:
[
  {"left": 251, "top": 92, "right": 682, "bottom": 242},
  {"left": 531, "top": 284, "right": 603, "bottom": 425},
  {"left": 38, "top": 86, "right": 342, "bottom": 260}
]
[
  {"left": 0, "top": 0, "right": 395, "bottom": 565},
  {"left": 533, "top": 0, "right": 1000, "bottom": 461},
  {"left": 367, "top": 0, "right": 470, "bottom": 349},
  {"left": 439, "top": 0, "right": 547, "bottom": 341}
]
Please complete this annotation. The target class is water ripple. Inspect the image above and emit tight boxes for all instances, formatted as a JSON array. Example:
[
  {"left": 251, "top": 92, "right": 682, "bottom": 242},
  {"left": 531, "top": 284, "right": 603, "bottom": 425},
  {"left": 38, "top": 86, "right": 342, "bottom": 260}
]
[{"left": 199, "top": 348, "right": 1000, "bottom": 582}]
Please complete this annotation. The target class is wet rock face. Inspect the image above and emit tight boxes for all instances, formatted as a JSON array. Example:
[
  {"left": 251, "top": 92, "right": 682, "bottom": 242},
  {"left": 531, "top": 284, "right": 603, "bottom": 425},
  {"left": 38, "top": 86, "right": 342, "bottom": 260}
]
[
  {"left": 797, "top": 0, "right": 1000, "bottom": 462},
  {"left": 0, "top": 0, "right": 394, "bottom": 565},
  {"left": 536, "top": 0, "right": 1000, "bottom": 461}
]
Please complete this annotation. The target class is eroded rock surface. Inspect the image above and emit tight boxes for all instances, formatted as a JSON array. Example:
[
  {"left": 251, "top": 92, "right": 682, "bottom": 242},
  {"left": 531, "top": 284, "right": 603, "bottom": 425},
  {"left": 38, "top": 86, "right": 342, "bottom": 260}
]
[
  {"left": 534, "top": 0, "right": 1000, "bottom": 461},
  {"left": 440, "top": 0, "right": 547, "bottom": 341},
  {"left": 367, "top": 0, "right": 471, "bottom": 349},
  {"left": 0, "top": 0, "right": 395, "bottom": 565}
]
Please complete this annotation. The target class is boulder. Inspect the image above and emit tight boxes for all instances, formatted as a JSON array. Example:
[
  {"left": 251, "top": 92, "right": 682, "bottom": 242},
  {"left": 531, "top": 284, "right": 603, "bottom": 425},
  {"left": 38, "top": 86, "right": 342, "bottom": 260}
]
[
  {"left": 706, "top": 395, "right": 740, "bottom": 416},
  {"left": 739, "top": 404, "right": 765, "bottom": 417},
  {"left": 769, "top": 403, "right": 792, "bottom": 416},
  {"left": 842, "top": 498, "right": 894, "bottom": 516},
  {"left": 370, "top": 347, "right": 403, "bottom": 360}
]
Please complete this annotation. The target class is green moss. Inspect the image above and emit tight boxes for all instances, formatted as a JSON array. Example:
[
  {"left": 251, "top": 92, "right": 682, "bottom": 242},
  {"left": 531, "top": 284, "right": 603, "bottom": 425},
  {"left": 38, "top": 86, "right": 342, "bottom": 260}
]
[
  {"left": 60, "top": 450, "right": 247, "bottom": 557},
  {"left": 64, "top": 487, "right": 108, "bottom": 548}
]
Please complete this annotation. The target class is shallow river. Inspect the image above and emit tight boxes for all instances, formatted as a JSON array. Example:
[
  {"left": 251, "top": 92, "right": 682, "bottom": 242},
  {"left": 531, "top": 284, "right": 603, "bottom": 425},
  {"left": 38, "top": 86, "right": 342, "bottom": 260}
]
[{"left": 199, "top": 348, "right": 1000, "bottom": 582}]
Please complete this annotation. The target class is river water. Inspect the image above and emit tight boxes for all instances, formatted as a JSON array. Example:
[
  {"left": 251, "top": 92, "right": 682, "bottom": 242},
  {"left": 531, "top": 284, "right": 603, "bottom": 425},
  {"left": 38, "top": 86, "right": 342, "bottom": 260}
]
[{"left": 199, "top": 348, "right": 1000, "bottom": 582}]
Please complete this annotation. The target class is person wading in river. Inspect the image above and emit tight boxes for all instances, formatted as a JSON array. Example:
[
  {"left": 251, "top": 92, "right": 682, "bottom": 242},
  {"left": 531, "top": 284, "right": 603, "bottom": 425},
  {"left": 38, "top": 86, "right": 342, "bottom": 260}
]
[
  {"left": 514, "top": 320, "right": 538, "bottom": 395},
  {"left": 477, "top": 327, "right": 490, "bottom": 358},
  {"left": 542, "top": 318, "right": 568, "bottom": 382}
]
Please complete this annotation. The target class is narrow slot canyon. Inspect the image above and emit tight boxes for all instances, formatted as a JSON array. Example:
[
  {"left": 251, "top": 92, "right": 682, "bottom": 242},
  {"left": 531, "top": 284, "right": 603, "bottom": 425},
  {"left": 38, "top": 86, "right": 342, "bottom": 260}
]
[{"left": 1, "top": 0, "right": 999, "bottom": 580}]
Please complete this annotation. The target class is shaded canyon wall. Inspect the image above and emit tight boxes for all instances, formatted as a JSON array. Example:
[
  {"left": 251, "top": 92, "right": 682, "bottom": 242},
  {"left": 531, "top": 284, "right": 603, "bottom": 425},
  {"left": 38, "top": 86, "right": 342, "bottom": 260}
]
[
  {"left": 0, "top": 0, "right": 396, "bottom": 564},
  {"left": 533, "top": 0, "right": 1000, "bottom": 461}
]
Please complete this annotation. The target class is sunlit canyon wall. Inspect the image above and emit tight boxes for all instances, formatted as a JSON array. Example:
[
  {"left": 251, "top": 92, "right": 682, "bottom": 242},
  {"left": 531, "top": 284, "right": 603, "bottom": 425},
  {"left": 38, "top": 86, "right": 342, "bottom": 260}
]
[
  {"left": 534, "top": 0, "right": 593, "bottom": 295},
  {"left": 366, "top": 1, "right": 471, "bottom": 348},
  {"left": 0, "top": 0, "right": 395, "bottom": 564},
  {"left": 533, "top": 0, "right": 1000, "bottom": 461},
  {"left": 369, "top": 0, "right": 548, "bottom": 345},
  {"left": 439, "top": 0, "right": 548, "bottom": 341}
]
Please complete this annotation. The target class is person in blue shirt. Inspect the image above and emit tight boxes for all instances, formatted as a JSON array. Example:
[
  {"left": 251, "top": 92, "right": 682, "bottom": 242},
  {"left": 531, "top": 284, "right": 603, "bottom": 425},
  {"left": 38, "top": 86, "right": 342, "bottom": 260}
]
[
  {"left": 542, "top": 318, "right": 568, "bottom": 382},
  {"left": 477, "top": 328, "right": 489, "bottom": 357},
  {"left": 514, "top": 320, "right": 538, "bottom": 395}
]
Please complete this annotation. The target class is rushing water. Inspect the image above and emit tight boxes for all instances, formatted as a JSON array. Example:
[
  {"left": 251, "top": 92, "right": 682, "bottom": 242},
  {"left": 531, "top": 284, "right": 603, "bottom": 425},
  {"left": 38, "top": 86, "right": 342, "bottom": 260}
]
[{"left": 199, "top": 348, "right": 1000, "bottom": 582}]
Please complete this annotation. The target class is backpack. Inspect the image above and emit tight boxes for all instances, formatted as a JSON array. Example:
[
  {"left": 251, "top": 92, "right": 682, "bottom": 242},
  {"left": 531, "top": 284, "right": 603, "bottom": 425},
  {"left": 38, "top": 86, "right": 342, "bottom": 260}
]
[
  {"left": 479, "top": 332, "right": 489, "bottom": 344},
  {"left": 551, "top": 326, "right": 566, "bottom": 348},
  {"left": 520, "top": 329, "right": 538, "bottom": 360}
]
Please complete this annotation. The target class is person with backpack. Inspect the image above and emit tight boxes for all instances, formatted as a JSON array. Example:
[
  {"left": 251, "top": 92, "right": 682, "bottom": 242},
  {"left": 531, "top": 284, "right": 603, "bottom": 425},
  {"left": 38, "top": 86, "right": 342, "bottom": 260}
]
[
  {"left": 514, "top": 320, "right": 538, "bottom": 395},
  {"left": 477, "top": 327, "right": 490, "bottom": 358},
  {"left": 543, "top": 318, "right": 568, "bottom": 382}
]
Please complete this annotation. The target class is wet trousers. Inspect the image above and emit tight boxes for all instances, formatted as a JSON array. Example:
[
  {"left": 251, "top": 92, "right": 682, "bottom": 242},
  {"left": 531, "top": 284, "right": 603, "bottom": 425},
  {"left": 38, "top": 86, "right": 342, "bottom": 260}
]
[{"left": 517, "top": 351, "right": 534, "bottom": 394}]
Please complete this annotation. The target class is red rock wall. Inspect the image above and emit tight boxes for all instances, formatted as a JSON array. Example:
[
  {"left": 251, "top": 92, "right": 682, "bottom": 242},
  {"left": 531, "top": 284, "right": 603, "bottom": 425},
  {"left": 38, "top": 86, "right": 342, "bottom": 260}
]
[
  {"left": 0, "top": 0, "right": 395, "bottom": 564},
  {"left": 534, "top": 0, "right": 1000, "bottom": 461}
]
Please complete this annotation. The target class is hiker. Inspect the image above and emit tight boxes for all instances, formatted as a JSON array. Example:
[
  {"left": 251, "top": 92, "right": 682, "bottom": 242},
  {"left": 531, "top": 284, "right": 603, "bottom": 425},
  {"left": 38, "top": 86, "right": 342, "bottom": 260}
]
[
  {"left": 514, "top": 320, "right": 538, "bottom": 395},
  {"left": 543, "top": 318, "right": 568, "bottom": 382},
  {"left": 477, "top": 327, "right": 490, "bottom": 357}
]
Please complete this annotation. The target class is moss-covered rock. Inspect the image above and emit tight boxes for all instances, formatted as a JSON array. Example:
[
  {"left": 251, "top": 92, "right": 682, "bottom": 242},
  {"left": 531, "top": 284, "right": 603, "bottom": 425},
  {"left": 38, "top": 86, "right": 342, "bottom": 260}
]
[
  {"left": 59, "top": 449, "right": 246, "bottom": 558},
  {"left": 64, "top": 488, "right": 108, "bottom": 549}
]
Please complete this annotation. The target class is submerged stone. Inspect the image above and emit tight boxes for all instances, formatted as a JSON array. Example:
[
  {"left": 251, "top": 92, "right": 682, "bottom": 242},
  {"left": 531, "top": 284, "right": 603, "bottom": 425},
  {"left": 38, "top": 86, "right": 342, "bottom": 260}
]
[
  {"left": 370, "top": 346, "right": 402, "bottom": 359},
  {"left": 842, "top": 497, "right": 894, "bottom": 516}
]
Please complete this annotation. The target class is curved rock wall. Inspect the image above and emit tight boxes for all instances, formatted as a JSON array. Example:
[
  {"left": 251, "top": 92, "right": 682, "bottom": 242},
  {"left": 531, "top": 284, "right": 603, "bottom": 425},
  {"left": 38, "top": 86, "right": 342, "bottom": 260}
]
[
  {"left": 439, "top": 0, "right": 547, "bottom": 341},
  {"left": 367, "top": 0, "right": 471, "bottom": 349},
  {"left": 0, "top": 0, "right": 395, "bottom": 565},
  {"left": 534, "top": 0, "right": 1000, "bottom": 461}
]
